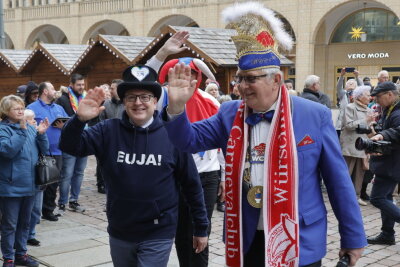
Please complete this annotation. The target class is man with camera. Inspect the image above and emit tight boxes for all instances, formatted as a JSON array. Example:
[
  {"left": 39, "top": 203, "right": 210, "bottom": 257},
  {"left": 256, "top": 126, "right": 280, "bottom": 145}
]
[{"left": 365, "top": 81, "right": 400, "bottom": 245}]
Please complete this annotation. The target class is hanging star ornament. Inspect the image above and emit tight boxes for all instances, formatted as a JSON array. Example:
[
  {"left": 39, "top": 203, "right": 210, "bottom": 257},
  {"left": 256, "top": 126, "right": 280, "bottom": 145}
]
[{"left": 349, "top": 27, "right": 365, "bottom": 40}]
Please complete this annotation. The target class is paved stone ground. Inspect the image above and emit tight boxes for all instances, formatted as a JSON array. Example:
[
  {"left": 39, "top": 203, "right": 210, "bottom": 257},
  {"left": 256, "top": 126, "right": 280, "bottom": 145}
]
[{"left": 4, "top": 155, "right": 400, "bottom": 266}]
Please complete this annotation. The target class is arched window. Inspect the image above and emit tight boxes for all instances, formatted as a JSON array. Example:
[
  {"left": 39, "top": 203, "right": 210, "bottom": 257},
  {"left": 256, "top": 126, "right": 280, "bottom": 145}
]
[
  {"left": 331, "top": 9, "right": 400, "bottom": 43},
  {"left": 278, "top": 16, "right": 296, "bottom": 41}
]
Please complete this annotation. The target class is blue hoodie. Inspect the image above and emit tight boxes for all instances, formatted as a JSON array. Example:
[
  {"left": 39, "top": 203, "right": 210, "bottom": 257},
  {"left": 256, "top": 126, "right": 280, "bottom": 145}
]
[{"left": 59, "top": 111, "right": 208, "bottom": 242}]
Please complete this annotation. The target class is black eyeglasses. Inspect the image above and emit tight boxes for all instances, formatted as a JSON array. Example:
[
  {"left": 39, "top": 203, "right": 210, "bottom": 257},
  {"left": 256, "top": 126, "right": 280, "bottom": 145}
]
[
  {"left": 234, "top": 74, "right": 268, "bottom": 84},
  {"left": 125, "top": 94, "right": 154, "bottom": 103}
]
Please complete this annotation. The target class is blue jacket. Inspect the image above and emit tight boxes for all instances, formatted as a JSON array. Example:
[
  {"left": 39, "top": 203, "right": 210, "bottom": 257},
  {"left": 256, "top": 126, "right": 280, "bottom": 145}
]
[
  {"left": 0, "top": 120, "right": 49, "bottom": 197},
  {"left": 59, "top": 111, "right": 209, "bottom": 242},
  {"left": 163, "top": 96, "right": 367, "bottom": 266},
  {"left": 27, "top": 99, "right": 68, "bottom": 155}
]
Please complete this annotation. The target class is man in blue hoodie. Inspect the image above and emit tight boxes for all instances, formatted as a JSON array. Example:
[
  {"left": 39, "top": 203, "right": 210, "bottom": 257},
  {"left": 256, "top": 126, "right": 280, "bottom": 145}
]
[{"left": 59, "top": 65, "right": 209, "bottom": 267}]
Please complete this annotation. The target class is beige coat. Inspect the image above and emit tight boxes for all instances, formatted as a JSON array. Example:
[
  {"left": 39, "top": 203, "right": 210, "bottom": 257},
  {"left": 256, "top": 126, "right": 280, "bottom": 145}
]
[{"left": 340, "top": 102, "right": 369, "bottom": 158}]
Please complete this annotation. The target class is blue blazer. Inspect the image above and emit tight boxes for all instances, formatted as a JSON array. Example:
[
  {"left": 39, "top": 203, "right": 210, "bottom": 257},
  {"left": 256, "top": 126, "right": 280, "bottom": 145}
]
[{"left": 164, "top": 96, "right": 367, "bottom": 266}]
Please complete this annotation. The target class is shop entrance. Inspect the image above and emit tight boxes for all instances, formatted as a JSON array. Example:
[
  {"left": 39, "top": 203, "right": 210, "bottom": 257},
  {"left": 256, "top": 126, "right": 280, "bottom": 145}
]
[{"left": 335, "top": 65, "right": 400, "bottom": 86}]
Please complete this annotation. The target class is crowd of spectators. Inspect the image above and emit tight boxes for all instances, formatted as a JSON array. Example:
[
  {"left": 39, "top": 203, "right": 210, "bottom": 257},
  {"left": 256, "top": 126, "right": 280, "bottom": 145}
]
[{"left": 1, "top": 46, "right": 400, "bottom": 266}]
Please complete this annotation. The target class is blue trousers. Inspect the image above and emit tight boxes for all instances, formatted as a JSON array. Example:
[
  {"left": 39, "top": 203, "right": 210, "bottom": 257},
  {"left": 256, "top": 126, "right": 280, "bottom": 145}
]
[
  {"left": 0, "top": 196, "right": 35, "bottom": 259},
  {"left": 29, "top": 189, "right": 43, "bottom": 240},
  {"left": 58, "top": 152, "right": 88, "bottom": 205},
  {"left": 109, "top": 236, "right": 173, "bottom": 267},
  {"left": 370, "top": 176, "right": 400, "bottom": 236}
]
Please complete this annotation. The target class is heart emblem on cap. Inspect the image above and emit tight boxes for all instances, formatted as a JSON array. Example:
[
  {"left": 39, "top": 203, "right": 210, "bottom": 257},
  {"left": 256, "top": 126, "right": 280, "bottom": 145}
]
[{"left": 131, "top": 66, "right": 149, "bottom": 81}]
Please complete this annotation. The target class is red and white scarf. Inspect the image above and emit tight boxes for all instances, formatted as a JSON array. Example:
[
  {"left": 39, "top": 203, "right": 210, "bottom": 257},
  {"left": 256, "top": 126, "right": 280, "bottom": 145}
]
[{"left": 225, "top": 85, "right": 299, "bottom": 267}]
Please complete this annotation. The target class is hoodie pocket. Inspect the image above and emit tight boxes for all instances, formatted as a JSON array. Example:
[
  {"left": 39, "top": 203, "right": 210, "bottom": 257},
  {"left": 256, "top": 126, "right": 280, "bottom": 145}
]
[{"left": 109, "top": 198, "right": 161, "bottom": 228}]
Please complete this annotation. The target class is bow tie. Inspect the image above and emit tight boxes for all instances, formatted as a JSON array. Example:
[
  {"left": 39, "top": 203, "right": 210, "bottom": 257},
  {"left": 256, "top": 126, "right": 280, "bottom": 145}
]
[{"left": 245, "top": 110, "right": 275, "bottom": 126}]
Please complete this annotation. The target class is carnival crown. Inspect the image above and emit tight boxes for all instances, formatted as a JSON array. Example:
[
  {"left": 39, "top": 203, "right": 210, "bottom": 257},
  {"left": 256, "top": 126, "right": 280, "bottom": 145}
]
[{"left": 222, "top": 2, "right": 293, "bottom": 71}]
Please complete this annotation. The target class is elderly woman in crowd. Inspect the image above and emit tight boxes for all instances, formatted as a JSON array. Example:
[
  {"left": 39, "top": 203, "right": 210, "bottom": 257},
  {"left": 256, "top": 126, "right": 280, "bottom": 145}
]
[
  {"left": 335, "top": 68, "right": 363, "bottom": 137},
  {"left": 205, "top": 82, "right": 220, "bottom": 100},
  {"left": 340, "top": 86, "right": 376, "bottom": 206},
  {"left": 0, "top": 95, "right": 49, "bottom": 267}
]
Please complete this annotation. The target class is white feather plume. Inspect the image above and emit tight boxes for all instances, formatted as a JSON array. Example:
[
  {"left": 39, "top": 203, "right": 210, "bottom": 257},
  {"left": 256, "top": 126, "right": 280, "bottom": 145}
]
[
  {"left": 192, "top": 58, "right": 216, "bottom": 81},
  {"left": 221, "top": 1, "right": 293, "bottom": 51}
]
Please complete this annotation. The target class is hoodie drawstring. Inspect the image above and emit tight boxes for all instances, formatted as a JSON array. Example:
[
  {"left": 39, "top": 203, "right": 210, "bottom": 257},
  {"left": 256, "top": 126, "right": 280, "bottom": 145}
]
[{"left": 145, "top": 128, "right": 149, "bottom": 155}]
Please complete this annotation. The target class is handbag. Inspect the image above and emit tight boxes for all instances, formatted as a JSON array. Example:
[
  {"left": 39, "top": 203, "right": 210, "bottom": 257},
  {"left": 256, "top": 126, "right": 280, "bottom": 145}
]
[{"left": 35, "top": 154, "right": 61, "bottom": 186}]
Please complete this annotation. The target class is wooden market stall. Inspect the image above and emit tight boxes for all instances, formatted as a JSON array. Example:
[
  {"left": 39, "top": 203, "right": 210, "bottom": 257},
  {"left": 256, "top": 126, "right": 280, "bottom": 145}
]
[
  {"left": 0, "top": 49, "right": 32, "bottom": 99},
  {"left": 18, "top": 43, "right": 88, "bottom": 90},
  {"left": 73, "top": 34, "right": 154, "bottom": 89}
]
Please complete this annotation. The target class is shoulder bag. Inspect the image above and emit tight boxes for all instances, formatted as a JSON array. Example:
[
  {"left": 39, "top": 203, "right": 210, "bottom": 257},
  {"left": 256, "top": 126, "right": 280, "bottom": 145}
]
[{"left": 35, "top": 154, "right": 61, "bottom": 186}]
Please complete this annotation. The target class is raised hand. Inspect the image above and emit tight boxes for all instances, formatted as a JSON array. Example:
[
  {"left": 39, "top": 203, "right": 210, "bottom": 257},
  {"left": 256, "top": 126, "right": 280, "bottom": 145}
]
[
  {"left": 19, "top": 118, "right": 27, "bottom": 130},
  {"left": 155, "top": 31, "right": 189, "bottom": 61},
  {"left": 37, "top": 118, "right": 50, "bottom": 134},
  {"left": 76, "top": 87, "right": 105, "bottom": 122},
  {"left": 167, "top": 63, "right": 197, "bottom": 114}
]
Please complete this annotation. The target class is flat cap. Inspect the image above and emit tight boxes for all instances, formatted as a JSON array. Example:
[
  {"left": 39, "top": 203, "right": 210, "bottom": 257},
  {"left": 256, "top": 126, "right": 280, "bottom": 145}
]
[
  {"left": 371, "top": 81, "right": 397, "bottom": 96},
  {"left": 16, "top": 85, "right": 27, "bottom": 94}
]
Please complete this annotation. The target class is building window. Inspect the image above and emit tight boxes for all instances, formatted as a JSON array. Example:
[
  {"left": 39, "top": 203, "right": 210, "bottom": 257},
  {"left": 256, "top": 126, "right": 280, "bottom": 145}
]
[{"left": 331, "top": 9, "right": 400, "bottom": 43}]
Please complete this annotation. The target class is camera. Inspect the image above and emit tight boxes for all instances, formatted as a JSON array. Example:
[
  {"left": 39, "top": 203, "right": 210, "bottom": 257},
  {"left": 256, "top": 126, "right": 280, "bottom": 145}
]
[
  {"left": 355, "top": 124, "right": 383, "bottom": 135},
  {"left": 355, "top": 137, "right": 392, "bottom": 155},
  {"left": 356, "top": 124, "right": 372, "bottom": 134},
  {"left": 373, "top": 124, "right": 383, "bottom": 133}
]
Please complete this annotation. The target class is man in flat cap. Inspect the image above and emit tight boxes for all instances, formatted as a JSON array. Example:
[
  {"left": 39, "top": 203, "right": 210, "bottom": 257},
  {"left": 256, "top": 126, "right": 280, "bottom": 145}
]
[
  {"left": 16, "top": 85, "right": 27, "bottom": 99},
  {"left": 58, "top": 65, "right": 208, "bottom": 267},
  {"left": 162, "top": 2, "right": 366, "bottom": 267},
  {"left": 366, "top": 81, "right": 400, "bottom": 245}
]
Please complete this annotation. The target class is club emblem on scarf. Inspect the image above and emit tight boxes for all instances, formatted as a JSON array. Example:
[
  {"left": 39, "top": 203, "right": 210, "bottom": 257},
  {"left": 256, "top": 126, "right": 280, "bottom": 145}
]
[
  {"left": 251, "top": 143, "right": 266, "bottom": 163},
  {"left": 131, "top": 66, "right": 150, "bottom": 81},
  {"left": 267, "top": 214, "right": 298, "bottom": 267}
]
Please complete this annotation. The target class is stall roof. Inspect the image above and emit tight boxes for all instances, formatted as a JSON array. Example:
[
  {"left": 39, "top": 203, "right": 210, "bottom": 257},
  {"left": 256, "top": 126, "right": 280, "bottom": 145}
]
[
  {"left": 0, "top": 49, "right": 32, "bottom": 72},
  {"left": 133, "top": 25, "right": 293, "bottom": 67},
  {"left": 98, "top": 35, "right": 154, "bottom": 63},
  {"left": 20, "top": 43, "right": 88, "bottom": 75},
  {"left": 70, "top": 35, "right": 154, "bottom": 73}
]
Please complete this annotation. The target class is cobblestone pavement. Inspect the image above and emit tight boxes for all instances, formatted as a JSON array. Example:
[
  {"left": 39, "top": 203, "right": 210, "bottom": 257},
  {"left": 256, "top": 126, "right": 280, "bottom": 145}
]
[{"left": 29, "top": 156, "right": 400, "bottom": 266}]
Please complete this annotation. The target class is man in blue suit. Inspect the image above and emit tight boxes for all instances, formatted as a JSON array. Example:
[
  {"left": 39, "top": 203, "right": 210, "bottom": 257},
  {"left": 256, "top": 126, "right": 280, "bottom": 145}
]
[{"left": 162, "top": 2, "right": 366, "bottom": 267}]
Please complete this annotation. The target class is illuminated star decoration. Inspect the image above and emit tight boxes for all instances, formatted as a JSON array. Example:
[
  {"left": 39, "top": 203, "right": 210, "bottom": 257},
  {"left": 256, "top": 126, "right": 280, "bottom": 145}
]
[{"left": 349, "top": 27, "right": 365, "bottom": 40}]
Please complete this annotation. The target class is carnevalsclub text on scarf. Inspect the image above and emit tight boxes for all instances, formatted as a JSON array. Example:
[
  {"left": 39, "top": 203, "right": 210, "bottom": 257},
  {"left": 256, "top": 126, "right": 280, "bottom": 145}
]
[{"left": 225, "top": 118, "right": 244, "bottom": 259}]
